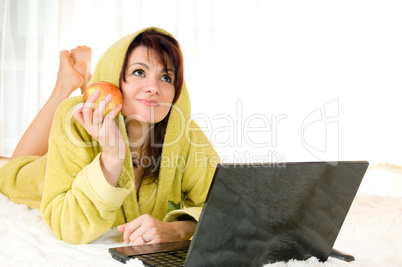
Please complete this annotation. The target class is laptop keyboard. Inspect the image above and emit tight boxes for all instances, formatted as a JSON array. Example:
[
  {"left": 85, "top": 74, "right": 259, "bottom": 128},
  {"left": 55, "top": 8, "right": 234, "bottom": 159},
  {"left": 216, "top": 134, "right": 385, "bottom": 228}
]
[{"left": 135, "top": 249, "right": 188, "bottom": 267}]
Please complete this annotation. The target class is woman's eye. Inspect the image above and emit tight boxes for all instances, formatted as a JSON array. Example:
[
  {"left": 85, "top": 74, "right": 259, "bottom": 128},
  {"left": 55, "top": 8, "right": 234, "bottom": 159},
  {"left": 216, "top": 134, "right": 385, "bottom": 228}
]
[
  {"left": 161, "top": 75, "right": 172, "bottom": 83},
  {"left": 133, "top": 69, "right": 145, "bottom": 77}
]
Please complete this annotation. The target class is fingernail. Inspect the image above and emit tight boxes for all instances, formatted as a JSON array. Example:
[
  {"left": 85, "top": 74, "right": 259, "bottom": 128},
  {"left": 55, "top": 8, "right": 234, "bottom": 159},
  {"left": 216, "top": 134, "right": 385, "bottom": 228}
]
[
  {"left": 94, "top": 90, "right": 100, "bottom": 96},
  {"left": 106, "top": 94, "right": 112, "bottom": 100}
]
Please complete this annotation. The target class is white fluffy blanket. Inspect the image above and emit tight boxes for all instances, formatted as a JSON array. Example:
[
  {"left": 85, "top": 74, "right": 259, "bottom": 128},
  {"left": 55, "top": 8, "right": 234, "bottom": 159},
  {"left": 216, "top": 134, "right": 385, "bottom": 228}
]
[{"left": 1, "top": 164, "right": 402, "bottom": 266}]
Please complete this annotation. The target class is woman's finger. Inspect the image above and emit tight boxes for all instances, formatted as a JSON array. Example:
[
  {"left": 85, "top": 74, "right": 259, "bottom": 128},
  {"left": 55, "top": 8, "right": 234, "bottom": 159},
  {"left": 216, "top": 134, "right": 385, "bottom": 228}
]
[
  {"left": 93, "top": 94, "right": 111, "bottom": 126},
  {"left": 129, "top": 227, "right": 148, "bottom": 245},
  {"left": 122, "top": 218, "right": 142, "bottom": 244},
  {"left": 82, "top": 90, "right": 99, "bottom": 124},
  {"left": 105, "top": 103, "right": 122, "bottom": 122},
  {"left": 71, "top": 103, "right": 85, "bottom": 124},
  {"left": 116, "top": 223, "right": 127, "bottom": 232},
  {"left": 103, "top": 104, "right": 122, "bottom": 142},
  {"left": 71, "top": 102, "right": 84, "bottom": 117}
]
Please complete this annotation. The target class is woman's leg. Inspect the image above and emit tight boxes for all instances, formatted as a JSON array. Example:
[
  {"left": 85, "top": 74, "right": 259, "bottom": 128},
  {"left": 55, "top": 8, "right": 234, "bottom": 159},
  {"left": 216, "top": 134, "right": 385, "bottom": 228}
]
[{"left": 11, "top": 47, "right": 92, "bottom": 159}]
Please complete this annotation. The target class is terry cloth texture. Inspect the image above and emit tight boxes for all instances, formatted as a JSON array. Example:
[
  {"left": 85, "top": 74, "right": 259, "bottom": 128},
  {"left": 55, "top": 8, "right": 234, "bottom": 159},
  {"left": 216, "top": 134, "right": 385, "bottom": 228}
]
[{"left": 0, "top": 27, "right": 220, "bottom": 244}]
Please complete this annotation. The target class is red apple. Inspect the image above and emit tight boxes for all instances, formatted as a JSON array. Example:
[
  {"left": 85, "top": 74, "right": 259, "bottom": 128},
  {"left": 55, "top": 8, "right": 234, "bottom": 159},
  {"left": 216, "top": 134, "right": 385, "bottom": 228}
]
[{"left": 83, "top": 81, "right": 123, "bottom": 116}]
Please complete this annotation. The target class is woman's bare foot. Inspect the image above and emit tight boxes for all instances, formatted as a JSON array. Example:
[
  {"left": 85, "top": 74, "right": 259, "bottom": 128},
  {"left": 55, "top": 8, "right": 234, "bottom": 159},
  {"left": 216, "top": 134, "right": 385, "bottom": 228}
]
[
  {"left": 12, "top": 49, "right": 87, "bottom": 159},
  {"left": 70, "top": 46, "right": 92, "bottom": 94},
  {"left": 53, "top": 50, "right": 85, "bottom": 99}
]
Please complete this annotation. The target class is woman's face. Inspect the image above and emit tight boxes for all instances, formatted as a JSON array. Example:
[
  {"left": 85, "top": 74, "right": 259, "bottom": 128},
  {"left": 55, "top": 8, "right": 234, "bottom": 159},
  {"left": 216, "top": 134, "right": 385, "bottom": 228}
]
[{"left": 121, "top": 46, "right": 175, "bottom": 124}]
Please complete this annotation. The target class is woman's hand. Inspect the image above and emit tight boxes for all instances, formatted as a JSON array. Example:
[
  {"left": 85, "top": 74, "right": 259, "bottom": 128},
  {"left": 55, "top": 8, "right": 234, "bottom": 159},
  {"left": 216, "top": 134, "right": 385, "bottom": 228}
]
[
  {"left": 117, "top": 214, "right": 197, "bottom": 245},
  {"left": 71, "top": 90, "right": 126, "bottom": 186},
  {"left": 71, "top": 90, "right": 123, "bottom": 150}
]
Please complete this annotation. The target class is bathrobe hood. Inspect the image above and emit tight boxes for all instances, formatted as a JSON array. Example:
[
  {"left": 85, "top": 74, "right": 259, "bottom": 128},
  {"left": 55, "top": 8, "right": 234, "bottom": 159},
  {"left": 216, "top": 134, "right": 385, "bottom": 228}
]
[{"left": 89, "top": 26, "right": 192, "bottom": 166}]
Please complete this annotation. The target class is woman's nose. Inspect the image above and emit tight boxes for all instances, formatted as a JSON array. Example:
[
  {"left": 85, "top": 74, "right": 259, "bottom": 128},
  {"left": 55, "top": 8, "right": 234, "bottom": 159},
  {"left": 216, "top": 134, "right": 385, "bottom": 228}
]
[{"left": 144, "top": 78, "right": 160, "bottom": 95}]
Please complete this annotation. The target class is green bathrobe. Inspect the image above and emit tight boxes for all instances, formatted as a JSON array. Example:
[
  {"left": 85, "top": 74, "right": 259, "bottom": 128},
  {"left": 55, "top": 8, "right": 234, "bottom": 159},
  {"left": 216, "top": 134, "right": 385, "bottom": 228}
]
[{"left": 0, "top": 27, "right": 220, "bottom": 244}]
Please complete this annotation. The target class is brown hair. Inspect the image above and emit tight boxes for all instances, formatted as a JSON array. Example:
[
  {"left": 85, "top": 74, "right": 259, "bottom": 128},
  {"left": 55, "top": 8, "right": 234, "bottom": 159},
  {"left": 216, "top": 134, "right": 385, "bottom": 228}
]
[{"left": 119, "top": 29, "right": 184, "bottom": 180}]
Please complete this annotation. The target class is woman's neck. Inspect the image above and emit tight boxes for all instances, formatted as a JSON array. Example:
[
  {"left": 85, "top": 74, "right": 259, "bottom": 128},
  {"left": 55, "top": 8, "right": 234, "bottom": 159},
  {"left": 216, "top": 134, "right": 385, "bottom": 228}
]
[{"left": 125, "top": 118, "right": 153, "bottom": 152}]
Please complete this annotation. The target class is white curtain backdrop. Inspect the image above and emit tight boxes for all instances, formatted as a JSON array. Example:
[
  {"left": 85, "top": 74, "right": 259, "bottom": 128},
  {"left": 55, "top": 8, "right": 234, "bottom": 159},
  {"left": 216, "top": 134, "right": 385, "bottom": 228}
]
[{"left": 1, "top": 0, "right": 402, "bottom": 166}]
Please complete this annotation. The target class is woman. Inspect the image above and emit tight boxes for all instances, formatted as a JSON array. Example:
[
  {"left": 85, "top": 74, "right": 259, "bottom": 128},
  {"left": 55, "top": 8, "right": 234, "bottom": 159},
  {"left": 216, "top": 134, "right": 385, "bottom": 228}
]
[{"left": 0, "top": 27, "right": 219, "bottom": 245}]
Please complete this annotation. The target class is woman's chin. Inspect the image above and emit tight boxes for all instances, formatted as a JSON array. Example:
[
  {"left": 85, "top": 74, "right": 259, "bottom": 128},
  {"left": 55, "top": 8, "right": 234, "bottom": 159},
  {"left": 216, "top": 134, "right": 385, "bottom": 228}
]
[{"left": 124, "top": 113, "right": 161, "bottom": 125}]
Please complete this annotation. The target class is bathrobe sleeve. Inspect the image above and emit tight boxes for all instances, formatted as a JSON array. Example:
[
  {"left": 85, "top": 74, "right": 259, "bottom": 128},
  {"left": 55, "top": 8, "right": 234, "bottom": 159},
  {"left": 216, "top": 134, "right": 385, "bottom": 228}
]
[{"left": 40, "top": 97, "right": 134, "bottom": 244}]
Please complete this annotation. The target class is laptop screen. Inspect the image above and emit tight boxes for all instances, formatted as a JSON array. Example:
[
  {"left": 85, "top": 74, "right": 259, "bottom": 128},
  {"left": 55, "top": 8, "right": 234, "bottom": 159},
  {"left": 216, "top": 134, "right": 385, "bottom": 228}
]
[{"left": 184, "top": 161, "right": 368, "bottom": 266}]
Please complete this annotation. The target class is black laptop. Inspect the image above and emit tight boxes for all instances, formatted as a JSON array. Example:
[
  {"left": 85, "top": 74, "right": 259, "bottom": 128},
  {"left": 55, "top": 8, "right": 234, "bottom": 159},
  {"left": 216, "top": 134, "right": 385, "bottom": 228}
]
[{"left": 109, "top": 161, "right": 369, "bottom": 266}]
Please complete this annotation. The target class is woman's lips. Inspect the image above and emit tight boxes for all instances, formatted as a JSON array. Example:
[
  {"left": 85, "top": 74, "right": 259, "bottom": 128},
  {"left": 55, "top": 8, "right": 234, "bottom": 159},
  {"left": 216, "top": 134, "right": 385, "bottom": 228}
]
[{"left": 137, "top": 98, "right": 159, "bottom": 107}]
